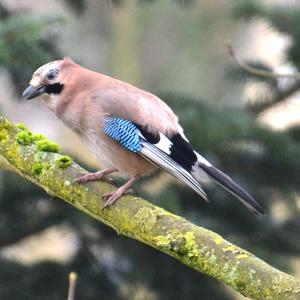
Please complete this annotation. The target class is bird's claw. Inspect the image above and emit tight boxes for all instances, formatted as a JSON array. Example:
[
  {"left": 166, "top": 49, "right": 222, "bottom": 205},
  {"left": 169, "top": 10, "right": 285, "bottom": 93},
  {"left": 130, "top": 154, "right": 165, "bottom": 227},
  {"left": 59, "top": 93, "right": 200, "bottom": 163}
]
[
  {"left": 74, "top": 171, "right": 114, "bottom": 184},
  {"left": 102, "top": 188, "right": 135, "bottom": 210},
  {"left": 102, "top": 191, "right": 122, "bottom": 209}
]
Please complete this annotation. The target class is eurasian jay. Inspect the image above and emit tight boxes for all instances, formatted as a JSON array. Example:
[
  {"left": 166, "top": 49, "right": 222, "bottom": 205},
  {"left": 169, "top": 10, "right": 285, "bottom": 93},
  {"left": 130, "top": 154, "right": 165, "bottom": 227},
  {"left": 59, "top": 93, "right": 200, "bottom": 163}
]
[{"left": 22, "top": 58, "right": 265, "bottom": 215}]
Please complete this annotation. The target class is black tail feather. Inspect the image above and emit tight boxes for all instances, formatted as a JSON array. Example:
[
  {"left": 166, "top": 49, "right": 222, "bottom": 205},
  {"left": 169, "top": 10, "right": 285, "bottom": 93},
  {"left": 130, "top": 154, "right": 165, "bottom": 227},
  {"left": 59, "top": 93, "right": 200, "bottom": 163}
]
[{"left": 198, "top": 162, "right": 266, "bottom": 216}]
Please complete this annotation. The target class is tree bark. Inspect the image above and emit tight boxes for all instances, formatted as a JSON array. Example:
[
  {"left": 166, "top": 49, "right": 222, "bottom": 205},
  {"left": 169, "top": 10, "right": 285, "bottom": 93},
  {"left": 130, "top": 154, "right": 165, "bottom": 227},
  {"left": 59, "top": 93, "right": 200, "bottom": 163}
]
[
  {"left": 112, "top": 0, "right": 140, "bottom": 85},
  {"left": 0, "top": 116, "right": 299, "bottom": 300}
]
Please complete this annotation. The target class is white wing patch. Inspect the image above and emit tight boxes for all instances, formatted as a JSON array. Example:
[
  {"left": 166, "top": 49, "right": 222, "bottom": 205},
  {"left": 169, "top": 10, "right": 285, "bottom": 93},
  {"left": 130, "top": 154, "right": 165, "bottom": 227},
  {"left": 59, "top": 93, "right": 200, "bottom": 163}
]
[
  {"left": 155, "top": 133, "right": 172, "bottom": 154},
  {"left": 138, "top": 131, "right": 208, "bottom": 202}
]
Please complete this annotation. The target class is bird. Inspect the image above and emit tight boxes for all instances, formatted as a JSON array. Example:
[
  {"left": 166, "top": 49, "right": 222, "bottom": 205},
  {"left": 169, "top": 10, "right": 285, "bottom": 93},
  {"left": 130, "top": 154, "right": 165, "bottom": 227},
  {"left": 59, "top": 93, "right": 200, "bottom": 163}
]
[{"left": 22, "top": 57, "right": 265, "bottom": 215}]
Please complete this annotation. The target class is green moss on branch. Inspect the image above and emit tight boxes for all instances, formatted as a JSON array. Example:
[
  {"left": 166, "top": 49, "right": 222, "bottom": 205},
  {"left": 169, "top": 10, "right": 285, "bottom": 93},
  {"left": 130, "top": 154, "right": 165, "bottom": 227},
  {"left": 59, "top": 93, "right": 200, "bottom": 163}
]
[
  {"left": 16, "top": 123, "right": 59, "bottom": 152},
  {"left": 0, "top": 116, "right": 300, "bottom": 300},
  {"left": 55, "top": 155, "right": 73, "bottom": 168}
]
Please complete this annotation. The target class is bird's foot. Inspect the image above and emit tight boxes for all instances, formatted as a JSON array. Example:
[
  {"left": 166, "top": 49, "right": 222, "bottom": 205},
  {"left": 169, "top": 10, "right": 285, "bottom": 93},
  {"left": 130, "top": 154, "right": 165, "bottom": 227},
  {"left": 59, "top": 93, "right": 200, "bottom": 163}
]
[
  {"left": 74, "top": 168, "right": 117, "bottom": 184},
  {"left": 102, "top": 175, "right": 140, "bottom": 209},
  {"left": 102, "top": 189, "right": 133, "bottom": 208}
]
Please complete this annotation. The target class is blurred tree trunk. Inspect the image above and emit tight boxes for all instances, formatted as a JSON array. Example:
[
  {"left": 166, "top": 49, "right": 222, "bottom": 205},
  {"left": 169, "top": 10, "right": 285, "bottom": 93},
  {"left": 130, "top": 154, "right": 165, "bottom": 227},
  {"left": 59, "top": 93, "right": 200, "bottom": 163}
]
[
  {"left": 1, "top": 116, "right": 300, "bottom": 300},
  {"left": 112, "top": 0, "right": 140, "bottom": 85}
]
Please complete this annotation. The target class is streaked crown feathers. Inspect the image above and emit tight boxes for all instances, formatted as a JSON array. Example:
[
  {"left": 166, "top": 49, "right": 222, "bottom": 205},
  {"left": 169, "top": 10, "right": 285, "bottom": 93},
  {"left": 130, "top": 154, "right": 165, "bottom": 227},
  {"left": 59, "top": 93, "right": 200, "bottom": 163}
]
[{"left": 30, "top": 57, "right": 74, "bottom": 87}]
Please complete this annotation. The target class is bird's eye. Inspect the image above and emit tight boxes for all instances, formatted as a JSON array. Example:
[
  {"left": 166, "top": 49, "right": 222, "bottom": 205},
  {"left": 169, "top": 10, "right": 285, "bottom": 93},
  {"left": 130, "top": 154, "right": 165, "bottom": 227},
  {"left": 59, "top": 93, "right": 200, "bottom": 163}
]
[{"left": 46, "top": 69, "right": 58, "bottom": 81}]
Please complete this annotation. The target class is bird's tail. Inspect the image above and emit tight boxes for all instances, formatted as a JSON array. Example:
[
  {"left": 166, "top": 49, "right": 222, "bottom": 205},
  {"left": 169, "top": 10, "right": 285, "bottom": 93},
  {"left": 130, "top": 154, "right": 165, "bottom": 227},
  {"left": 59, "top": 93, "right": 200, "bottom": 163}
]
[{"left": 192, "top": 153, "right": 266, "bottom": 216}]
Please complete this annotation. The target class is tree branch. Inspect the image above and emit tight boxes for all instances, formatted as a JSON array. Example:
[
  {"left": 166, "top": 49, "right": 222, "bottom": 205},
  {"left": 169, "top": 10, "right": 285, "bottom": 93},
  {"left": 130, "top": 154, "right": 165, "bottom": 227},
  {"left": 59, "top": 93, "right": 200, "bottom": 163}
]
[
  {"left": 0, "top": 116, "right": 299, "bottom": 300},
  {"left": 249, "top": 81, "right": 300, "bottom": 114},
  {"left": 227, "top": 44, "right": 300, "bottom": 80},
  {"left": 227, "top": 44, "right": 300, "bottom": 114}
]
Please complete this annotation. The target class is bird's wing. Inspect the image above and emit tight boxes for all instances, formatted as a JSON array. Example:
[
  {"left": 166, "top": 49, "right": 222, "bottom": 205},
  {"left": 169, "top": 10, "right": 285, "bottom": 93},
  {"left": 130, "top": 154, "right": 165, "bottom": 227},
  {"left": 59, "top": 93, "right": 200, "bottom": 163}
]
[
  {"left": 96, "top": 81, "right": 183, "bottom": 137},
  {"left": 98, "top": 83, "right": 265, "bottom": 215},
  {"left": 104, "top": 116, "right": 208, "bottom": 201}
]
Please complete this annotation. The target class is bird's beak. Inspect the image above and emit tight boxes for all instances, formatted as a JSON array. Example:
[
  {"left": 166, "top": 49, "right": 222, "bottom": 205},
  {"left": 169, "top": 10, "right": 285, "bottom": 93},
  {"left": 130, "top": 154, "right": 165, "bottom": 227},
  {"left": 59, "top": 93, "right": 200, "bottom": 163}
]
[{"left": 22, "top": 85, "right": 46, "bottom": 100}]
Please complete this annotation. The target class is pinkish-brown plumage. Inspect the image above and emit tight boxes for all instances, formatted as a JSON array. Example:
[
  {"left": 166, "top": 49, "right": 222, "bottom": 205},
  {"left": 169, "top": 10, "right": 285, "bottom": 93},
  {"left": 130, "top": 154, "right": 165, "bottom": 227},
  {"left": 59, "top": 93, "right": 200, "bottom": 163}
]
[
  {"left": 32, "top": 58, "right": 179, "bottom": 177},
  {"left": 22, "top": 58, "right": 266, "bottom": 215}
]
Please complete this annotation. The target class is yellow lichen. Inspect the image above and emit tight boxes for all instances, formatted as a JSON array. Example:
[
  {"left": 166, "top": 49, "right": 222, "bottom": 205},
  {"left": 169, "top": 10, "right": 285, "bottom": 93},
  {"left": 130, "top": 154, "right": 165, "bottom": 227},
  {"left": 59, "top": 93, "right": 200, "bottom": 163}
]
[
  {"left": 183, "top": 232, "right": 199, "bottom": 258},
  {"left": 7, "top": 144, "right": 23, "bottom": 170},
  {"left": 0, "top": 118, "right": 10, "bottom": 142},
  {"left": 155, "top": 235, "right": 172, "bottom": 249},
  {"left": 0, "top": 130, "right": 8, "bottom": 143},
  {"left": 0, "top": 118, "right": 12, "bottom": 130},
  {"left": 223, "top": 245, "right": 236, "bottom": 252},
  {"left": 223, "top": 244, "right": 251, "bottom": 261},
  {"left": 213, "top": 236, "right": 223, "bottom": 245},
  {"left": 133, "top": 207, "right": 158, "bottom": 234}
]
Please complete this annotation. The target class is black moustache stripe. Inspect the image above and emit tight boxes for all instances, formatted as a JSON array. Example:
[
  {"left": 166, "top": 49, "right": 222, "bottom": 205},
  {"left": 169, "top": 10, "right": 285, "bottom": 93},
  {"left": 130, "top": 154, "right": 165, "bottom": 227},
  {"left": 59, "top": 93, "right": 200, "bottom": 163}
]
[{"left": 44, "top": 83, "right": 64, "bottom": 95}]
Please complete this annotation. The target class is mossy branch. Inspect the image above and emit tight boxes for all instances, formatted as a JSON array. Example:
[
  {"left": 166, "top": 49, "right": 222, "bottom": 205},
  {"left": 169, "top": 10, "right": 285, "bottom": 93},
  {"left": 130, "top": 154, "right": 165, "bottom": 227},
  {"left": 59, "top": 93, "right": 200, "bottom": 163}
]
[{"left": 0, "top": 116, "right": 299, "bottom": 300}]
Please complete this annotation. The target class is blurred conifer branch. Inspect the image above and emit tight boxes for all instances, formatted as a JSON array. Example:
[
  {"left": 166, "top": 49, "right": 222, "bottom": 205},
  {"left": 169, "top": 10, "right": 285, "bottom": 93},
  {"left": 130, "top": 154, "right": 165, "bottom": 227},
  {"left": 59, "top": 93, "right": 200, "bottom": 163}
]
[
  {"left": 0, "top": 116, "right": 300, "bottom": 300},
  {"left": 227, "top": 44, "right": 300, "bottom": 113},
  {"left": 0, "top": 3, "right": 63, "bottom": 94},
  {"left": 227, "top": 44, "right": 300, "bottom": 80}
]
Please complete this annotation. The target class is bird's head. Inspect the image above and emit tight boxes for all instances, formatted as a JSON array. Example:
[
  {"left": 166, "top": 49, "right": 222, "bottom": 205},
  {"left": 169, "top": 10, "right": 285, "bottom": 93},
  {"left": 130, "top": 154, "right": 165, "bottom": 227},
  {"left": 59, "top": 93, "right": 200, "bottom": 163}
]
[{"left": 22, "top": 58, "right": 74, "bottom": 102}]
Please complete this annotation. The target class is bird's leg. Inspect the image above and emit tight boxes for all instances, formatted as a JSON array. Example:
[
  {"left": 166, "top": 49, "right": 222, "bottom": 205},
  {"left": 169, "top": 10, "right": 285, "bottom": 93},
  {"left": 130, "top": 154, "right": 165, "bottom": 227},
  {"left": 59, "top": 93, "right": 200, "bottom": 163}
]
[
  {"left": 102, "top": 175, "right": 141, "bottom": 209},
  {"left": 75, "top": 168, "right": 117, "bottom": 184}
]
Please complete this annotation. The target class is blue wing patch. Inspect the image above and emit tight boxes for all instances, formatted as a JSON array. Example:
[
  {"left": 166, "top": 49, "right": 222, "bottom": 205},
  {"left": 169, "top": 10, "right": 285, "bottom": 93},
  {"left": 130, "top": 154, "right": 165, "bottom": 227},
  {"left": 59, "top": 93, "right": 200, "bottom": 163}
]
[{"left": 104, "top": 116, "right": 142, "bottom": 153}]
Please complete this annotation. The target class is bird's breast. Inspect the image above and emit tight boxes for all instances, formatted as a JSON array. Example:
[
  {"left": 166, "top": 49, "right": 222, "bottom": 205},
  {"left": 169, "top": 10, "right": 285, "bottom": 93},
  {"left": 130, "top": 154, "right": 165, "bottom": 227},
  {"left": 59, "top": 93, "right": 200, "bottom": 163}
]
[{"left": 81, "top": 129, "right": 154, "bottom": 177}]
